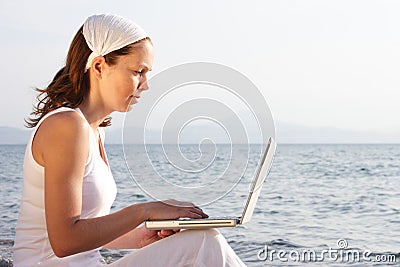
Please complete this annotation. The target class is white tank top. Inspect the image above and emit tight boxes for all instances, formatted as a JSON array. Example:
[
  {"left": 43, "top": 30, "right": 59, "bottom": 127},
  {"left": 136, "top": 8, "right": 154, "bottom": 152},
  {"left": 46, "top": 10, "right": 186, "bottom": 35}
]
[{"left": 13, "top": 107, "right": 117, "bottom": 266}]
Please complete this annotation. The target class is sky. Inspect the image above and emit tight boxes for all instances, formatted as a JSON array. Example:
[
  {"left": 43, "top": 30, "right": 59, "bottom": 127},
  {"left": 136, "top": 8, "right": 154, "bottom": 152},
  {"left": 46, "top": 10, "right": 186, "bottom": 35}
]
[{"left": 0, "top": 0, "right": 399, "bottom": 142}]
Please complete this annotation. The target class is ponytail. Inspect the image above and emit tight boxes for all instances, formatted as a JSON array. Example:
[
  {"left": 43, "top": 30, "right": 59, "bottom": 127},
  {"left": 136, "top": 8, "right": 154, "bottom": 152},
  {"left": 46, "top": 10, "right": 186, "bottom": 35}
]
[{"left": 25, "top": 26, "right": 110, "bottom": 128}]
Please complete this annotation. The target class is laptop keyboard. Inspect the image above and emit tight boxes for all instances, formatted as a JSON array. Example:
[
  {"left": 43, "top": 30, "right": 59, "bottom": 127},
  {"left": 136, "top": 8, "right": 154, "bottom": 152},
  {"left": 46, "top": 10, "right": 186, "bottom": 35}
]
[{"left": 179, "top": 216, "right": 240, "bottom": 221}]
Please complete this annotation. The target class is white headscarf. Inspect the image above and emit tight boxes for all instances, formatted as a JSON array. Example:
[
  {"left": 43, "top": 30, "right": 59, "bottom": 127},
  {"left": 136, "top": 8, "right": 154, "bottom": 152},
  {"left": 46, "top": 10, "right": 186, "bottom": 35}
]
[{"left": 82, "top": 14, "right": 149, "bottom": 71}]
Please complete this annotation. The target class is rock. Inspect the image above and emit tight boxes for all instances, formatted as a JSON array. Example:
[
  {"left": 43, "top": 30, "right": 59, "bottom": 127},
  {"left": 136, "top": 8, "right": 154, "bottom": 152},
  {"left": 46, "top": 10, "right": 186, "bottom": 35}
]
[{"left": 0, "top": 257, "right": 12, "bottom": 267}]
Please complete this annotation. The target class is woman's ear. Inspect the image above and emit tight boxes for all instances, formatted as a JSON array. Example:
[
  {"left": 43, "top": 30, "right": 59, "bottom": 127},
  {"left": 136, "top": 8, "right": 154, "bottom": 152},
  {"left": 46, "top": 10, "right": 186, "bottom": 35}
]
[{"left": 90, "top": 56, "right": 106, "bottom": 79}]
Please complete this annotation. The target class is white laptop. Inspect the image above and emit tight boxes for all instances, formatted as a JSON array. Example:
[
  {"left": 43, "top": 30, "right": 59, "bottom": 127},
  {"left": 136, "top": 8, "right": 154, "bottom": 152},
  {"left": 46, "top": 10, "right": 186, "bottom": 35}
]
[{"left": 145, "top": 137, "right": 277, "bottom": 230}]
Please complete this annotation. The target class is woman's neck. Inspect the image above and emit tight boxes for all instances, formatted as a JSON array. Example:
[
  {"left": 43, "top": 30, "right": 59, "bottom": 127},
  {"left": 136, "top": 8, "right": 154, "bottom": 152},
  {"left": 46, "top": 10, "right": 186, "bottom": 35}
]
[{"left": 78, "top": 100, "right": 109, "bottom": 129}]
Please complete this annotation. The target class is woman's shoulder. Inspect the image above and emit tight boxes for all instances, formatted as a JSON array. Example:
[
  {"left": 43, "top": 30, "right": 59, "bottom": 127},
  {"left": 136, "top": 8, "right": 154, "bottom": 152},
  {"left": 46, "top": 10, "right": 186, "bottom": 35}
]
[
  {"left": 35, "top": 109, "right": 89, "bottom": 144},
  {"left": 41, "top": 110, "right": 87, "bottom": 131},
  {"left": 32, "top": 109, "right": 90, "bottom": 166}
]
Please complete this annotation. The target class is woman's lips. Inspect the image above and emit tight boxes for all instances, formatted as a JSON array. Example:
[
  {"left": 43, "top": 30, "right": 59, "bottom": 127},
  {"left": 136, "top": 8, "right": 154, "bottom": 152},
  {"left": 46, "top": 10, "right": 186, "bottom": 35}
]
[{"left": 129, "top": 95, "right": 138, "bottom": 104}]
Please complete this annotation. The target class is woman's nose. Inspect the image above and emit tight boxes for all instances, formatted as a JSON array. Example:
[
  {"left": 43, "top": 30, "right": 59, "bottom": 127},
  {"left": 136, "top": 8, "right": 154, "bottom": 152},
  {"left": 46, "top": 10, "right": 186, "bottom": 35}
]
[
  {"left": 139, "top": 74, "right": 149, "bottom": 90},
  {"left": 139, "top": 81, "right": 149, "bottom": 91}
]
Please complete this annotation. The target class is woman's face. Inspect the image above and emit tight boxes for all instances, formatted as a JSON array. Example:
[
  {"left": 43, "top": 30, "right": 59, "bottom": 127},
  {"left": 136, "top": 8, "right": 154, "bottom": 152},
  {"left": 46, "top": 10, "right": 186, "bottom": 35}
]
[{"left": 100, "top": 40, "right": 154, "bottom": 112}]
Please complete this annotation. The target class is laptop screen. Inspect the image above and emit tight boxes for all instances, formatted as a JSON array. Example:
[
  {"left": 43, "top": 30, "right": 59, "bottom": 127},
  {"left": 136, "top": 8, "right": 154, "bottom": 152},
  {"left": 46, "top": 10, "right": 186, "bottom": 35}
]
[{"left": 240, "top": 137, "right": 276, "bottom": 224}]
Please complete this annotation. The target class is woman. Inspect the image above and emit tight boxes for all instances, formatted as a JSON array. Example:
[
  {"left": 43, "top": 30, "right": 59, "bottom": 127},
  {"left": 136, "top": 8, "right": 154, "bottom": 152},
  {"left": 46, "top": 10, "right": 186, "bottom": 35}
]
[{"left": 13, "top": 14, "right": 246, "bottom": 266}]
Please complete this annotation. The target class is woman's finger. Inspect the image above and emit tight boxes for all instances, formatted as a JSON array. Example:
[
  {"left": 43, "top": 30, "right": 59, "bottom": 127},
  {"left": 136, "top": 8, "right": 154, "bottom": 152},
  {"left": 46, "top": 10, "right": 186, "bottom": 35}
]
[
  {"left": 158, "top": 230, "right": 178, "bottom": 238},
  {"left": 189, "top": 207, "right": 208, "bottom": 218}
]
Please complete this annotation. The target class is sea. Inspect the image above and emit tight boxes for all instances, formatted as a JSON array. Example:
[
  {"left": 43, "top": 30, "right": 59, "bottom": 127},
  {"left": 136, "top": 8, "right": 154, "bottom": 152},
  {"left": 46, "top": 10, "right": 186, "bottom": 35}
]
[{"left": 0, "top": 144, "right": 399, "bottom": 266}]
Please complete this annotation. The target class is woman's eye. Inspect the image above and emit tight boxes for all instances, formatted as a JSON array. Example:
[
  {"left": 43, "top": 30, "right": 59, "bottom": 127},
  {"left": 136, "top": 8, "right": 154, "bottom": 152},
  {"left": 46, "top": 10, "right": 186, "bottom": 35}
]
[{"left": 134, "top": 70, "right": 144, "bottom": 77}]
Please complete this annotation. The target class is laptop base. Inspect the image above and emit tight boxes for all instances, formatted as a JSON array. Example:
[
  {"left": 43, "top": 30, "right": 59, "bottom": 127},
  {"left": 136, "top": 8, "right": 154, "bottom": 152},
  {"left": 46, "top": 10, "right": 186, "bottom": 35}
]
[{"left": 145, "top": 217, "right": 240, "bottom": 230}]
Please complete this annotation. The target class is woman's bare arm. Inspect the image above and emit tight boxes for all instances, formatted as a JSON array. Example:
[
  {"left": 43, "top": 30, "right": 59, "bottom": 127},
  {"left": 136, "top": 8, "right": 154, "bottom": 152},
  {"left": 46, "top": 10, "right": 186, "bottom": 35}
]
[{"left": 33, "top": 112, "right": 206, "bottom": 257}]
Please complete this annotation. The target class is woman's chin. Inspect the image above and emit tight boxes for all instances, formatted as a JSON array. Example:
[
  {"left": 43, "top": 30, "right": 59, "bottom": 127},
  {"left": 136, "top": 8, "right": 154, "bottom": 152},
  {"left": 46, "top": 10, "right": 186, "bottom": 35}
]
[{"left": 124, "top": 103, "right": 135, "bottom": 112}]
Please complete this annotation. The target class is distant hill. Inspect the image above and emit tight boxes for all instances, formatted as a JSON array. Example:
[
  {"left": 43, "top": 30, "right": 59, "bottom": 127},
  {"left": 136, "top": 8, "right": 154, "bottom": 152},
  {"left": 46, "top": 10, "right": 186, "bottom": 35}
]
[
  {"left": 1, "top": 123, "right": 399, "bottom": 145},
  {"left": 103, "top": 122, "right": 400, "bottom": 144},
  {"left": 276, "top": 122, "right": 400, "bottom": 144},
  {"left": 0, "top": 127, "right": 30, "bottom": 145}
]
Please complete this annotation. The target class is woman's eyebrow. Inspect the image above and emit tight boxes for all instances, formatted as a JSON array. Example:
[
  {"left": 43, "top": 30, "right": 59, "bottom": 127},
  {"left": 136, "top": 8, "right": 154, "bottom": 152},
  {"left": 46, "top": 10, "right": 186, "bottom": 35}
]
[
  {"left": 142, "top": 64, "right": 152, "bottom": 71},
  {"left": 131, "top": 64, "right": 152, "bottom": 72}
]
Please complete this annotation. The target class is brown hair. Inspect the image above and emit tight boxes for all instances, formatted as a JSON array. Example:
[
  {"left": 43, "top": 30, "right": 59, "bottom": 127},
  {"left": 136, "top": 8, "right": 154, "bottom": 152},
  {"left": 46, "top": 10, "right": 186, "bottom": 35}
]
[{"left": 25, "top": 26, "right": 151, "bottom": 128}]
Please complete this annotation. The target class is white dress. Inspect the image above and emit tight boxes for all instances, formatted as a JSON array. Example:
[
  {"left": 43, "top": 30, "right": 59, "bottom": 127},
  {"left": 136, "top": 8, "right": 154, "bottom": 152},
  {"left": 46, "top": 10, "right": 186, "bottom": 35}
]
[{"left": 13, "top": 107, "right": 246, "bottom": 267}]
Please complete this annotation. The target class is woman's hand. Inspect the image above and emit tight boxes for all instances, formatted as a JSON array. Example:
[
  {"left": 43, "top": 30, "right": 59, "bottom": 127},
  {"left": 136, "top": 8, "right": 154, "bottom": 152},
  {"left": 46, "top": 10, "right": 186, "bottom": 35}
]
[
  {"left": 103, "top": 224, "right": 182, "bottom": 249},
  {"left": 104, "top": 199, "right": 207, "bottom": 250},
  {"left": 142, "top": 199, "right": 208, "bottom": 221},
  {"left": 136, "top": 199, "right": 207, "bottom": 247},
  {"left": 135, "top": 226, "right": 181, "bottom": 248}
]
